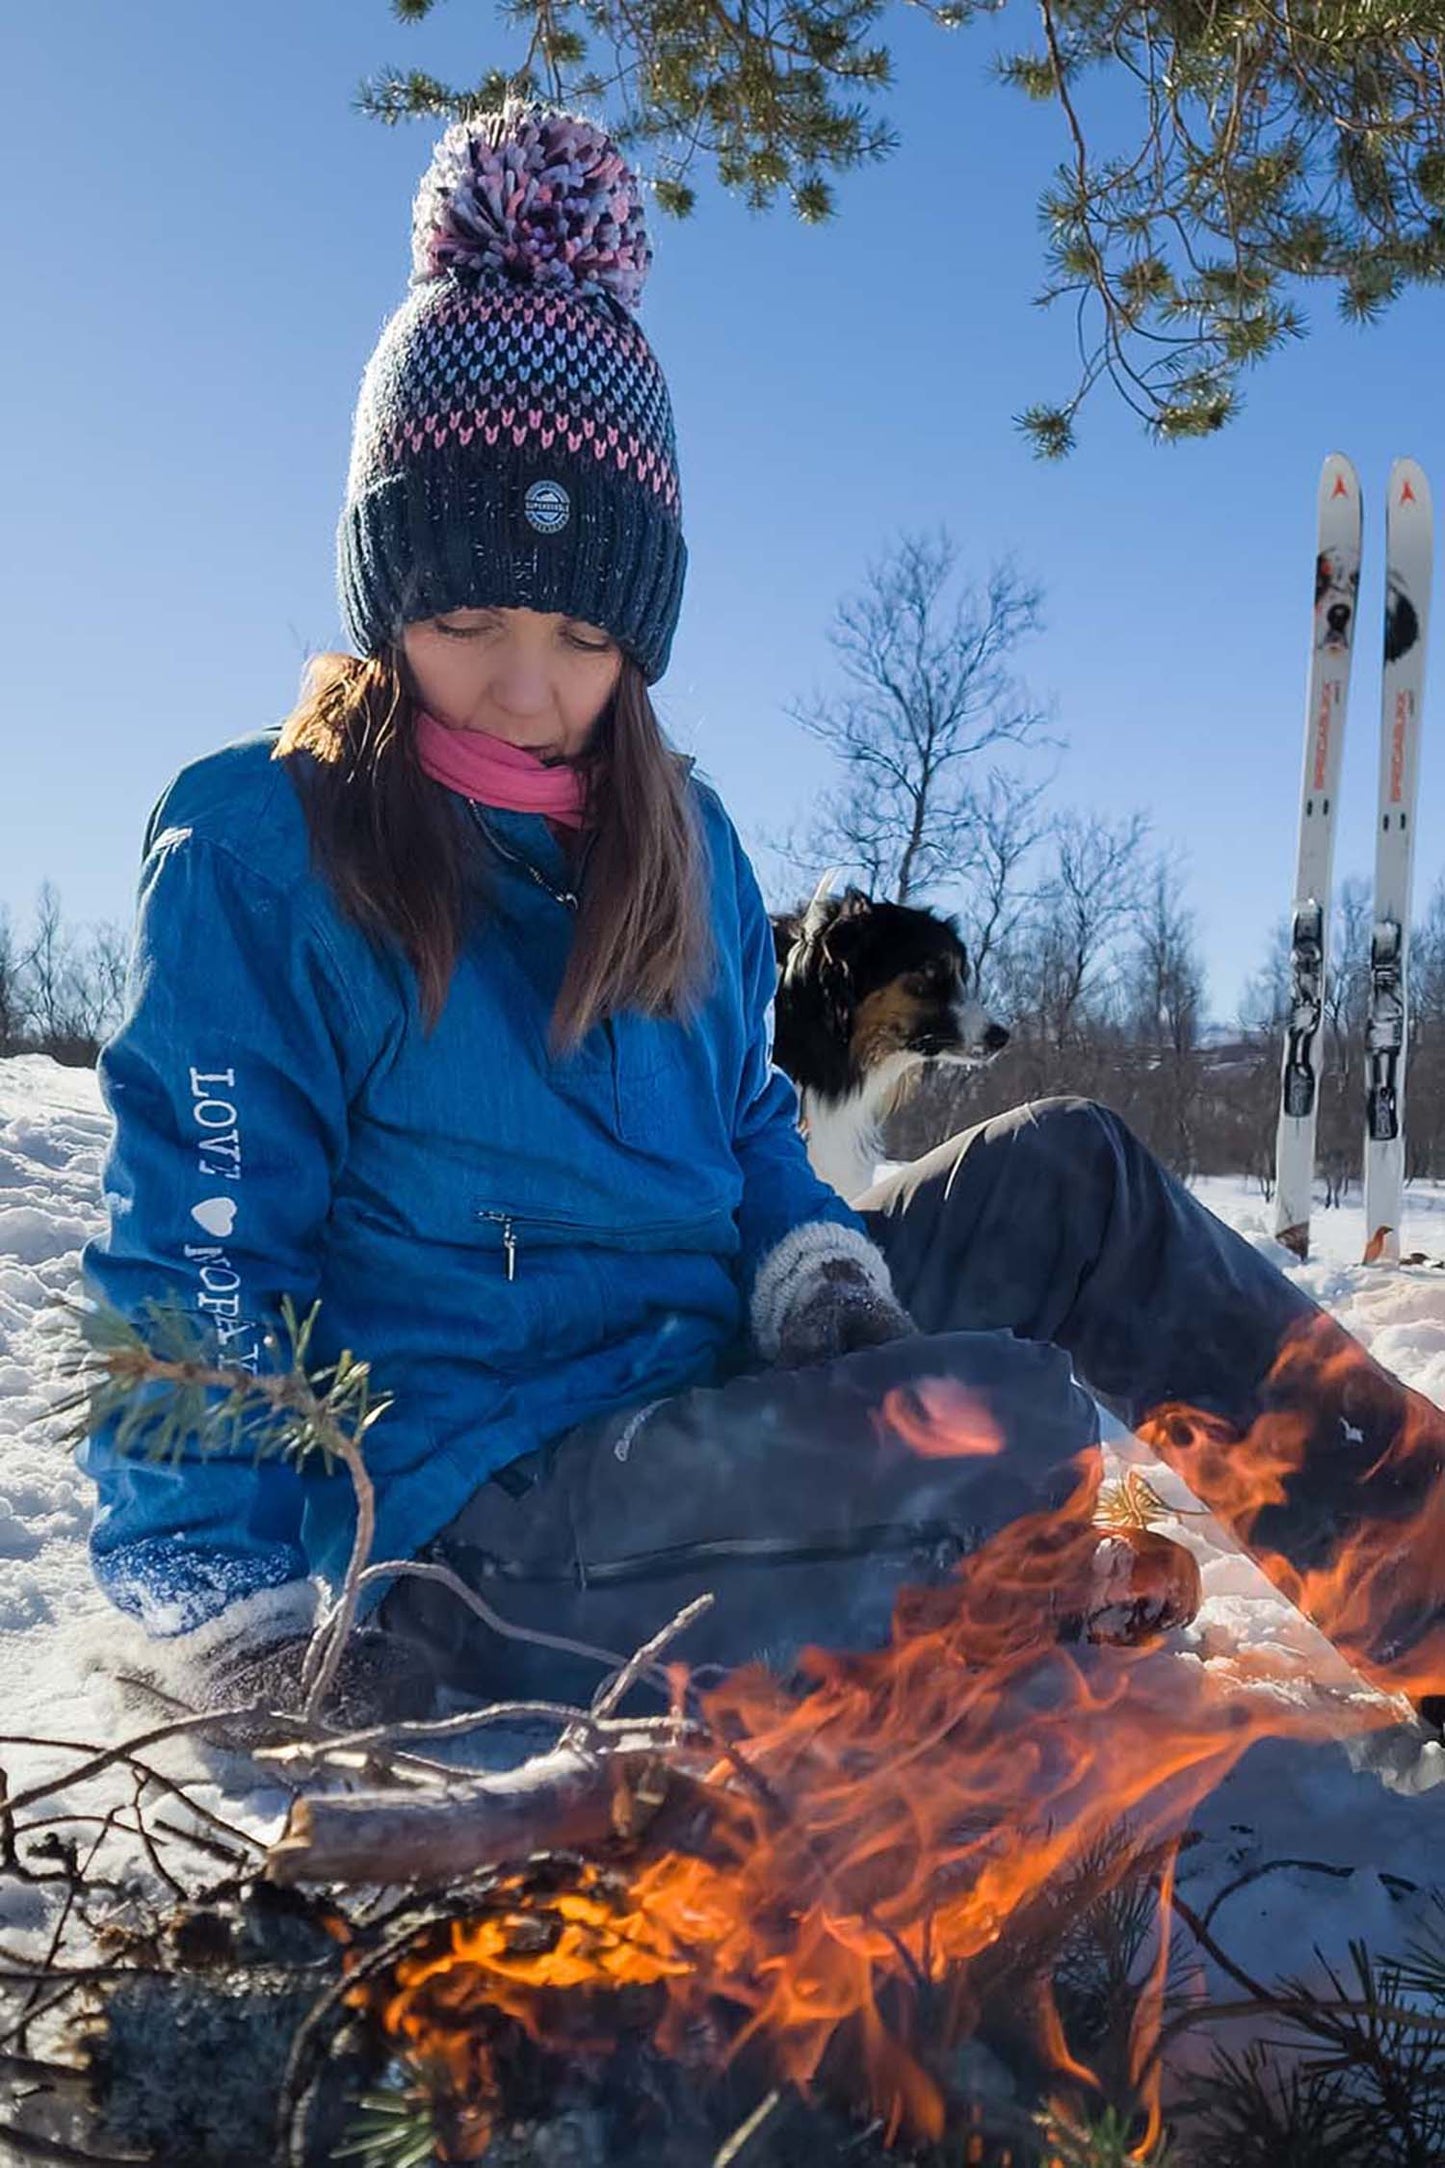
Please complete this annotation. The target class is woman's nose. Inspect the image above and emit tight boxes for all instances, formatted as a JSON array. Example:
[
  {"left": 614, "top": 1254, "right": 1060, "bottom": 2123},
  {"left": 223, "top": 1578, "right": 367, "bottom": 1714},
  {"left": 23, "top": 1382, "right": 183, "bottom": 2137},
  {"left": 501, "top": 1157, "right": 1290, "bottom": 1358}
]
[{"left": 488, "top": 653, "right": 554, "bottom": 713}]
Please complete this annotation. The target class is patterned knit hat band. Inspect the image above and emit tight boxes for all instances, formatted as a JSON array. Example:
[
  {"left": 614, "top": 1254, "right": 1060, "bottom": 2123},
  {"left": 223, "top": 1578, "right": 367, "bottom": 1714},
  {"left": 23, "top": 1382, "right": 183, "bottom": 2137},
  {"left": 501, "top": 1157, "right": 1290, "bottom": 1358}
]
[{"left": 338, "top": 104, "right": 686, "bottom": 683}]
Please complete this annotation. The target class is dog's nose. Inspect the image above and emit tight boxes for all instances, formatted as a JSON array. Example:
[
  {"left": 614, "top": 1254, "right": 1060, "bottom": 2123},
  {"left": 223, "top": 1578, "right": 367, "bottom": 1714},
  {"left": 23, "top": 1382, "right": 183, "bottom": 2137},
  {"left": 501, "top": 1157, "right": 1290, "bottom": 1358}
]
[
  {"left": 983, "top": 1023, "right": 1010, "bottom": 1053},
  {"left": 1327, "top": 602, "right": 1352, "bottom": 634}
]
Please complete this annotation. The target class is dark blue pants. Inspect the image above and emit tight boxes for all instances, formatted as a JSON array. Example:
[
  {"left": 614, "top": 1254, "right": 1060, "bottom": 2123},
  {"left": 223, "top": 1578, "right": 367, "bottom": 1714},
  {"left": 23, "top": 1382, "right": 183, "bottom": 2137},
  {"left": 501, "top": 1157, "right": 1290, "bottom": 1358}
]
[{"left": 383, "top": 1099, "right": 1445, "bottom": 1703}]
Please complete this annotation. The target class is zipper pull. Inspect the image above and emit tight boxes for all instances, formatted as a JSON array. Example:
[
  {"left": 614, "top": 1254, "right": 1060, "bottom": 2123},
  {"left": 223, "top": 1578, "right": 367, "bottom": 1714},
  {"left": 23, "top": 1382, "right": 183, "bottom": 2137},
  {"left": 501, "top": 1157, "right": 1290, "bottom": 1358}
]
[{"left": 478, "top": 1209, "right": 520, "bottom": 1280}]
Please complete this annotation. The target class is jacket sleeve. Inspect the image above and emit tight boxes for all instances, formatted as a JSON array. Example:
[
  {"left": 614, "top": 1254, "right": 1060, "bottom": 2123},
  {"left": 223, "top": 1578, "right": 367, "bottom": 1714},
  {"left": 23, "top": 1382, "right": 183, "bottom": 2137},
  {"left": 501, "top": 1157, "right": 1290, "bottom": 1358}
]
[
  {"left": 78, "top": 819, "right": 357, "bottom": 1641},
  {"left": 726, "top": 829, "right": 885, "bottom": 1344}
]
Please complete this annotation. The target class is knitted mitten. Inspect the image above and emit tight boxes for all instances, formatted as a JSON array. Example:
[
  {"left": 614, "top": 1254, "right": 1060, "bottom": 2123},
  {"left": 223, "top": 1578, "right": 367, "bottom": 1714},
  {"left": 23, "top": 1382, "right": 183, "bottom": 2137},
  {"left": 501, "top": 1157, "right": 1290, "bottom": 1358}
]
[{"left": 752, "top": 1224, "right": 915, "bottom": 1370}]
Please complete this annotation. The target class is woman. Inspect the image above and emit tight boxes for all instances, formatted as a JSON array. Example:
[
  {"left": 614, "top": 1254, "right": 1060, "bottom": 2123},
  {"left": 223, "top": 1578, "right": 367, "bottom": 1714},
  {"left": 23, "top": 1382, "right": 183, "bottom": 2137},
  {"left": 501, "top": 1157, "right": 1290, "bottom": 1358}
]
[{"left": 81, "top": 103, "right": 1445, "bottom": 1729}]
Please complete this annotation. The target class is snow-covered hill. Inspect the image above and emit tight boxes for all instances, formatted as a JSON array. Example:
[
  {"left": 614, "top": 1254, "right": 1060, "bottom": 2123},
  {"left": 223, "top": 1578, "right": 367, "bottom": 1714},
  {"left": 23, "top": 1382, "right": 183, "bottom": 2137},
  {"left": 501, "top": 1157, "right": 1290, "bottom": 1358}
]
[{"left": 2, "top": 1052, "right": 1444, "bottom": 2004}]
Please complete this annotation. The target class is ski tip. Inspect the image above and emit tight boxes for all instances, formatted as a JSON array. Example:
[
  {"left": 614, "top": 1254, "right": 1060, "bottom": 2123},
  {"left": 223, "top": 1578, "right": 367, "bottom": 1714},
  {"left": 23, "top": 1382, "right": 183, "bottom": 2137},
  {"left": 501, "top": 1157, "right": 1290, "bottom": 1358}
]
[
  {"left": 1276, "top": 1223, "right": 1310, "bottom": 1261},
  {"left": 1389, "top": 456, "right": 1432, "bottom": 517},
  {"left": 1321, "top": 452, "right": 1358, "bottom": 501},
  {"left": 1362, "top": 1226, "right": 1399, "bottom": 1267}
]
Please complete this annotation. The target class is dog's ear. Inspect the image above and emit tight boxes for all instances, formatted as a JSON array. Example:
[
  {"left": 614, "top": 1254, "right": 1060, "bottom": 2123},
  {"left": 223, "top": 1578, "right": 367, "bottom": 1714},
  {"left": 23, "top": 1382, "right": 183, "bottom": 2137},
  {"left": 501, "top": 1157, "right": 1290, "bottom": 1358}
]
[
  {"left": 773, "top": 906, "right": 857, "bottom": 1096},
  {"left": 771, "top": 912, "right": 802, "bottom": 971}
]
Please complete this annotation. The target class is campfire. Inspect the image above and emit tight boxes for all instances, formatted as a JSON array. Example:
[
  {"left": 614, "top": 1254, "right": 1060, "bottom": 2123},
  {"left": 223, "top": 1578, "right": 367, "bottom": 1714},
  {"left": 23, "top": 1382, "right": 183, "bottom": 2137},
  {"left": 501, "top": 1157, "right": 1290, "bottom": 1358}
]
[
  {"left": 13, "top": 1309, "right": 1445, "bottom": 2166},
  {"left": 273, "top": 1325, "right": 1441, "bottom": 2164}
]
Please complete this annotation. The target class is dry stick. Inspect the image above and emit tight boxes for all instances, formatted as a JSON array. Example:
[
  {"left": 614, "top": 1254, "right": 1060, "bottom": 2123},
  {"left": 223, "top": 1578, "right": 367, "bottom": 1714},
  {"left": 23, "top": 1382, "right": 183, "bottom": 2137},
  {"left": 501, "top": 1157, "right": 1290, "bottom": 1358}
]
[
  {"left": 0, "top": 1964, "right": 143, "bottom": 1990},
  {"left": 265, "top": 1740, "right": 682, "bottom": 1887},
  {"left": 122, "top": 1771, "right": 187, "bottom": 1904},
  {"left": 0, "top": 1812, "right": 139, "bottom": 1853},
  {"left": 290, "top": 1714, "right": 702, "bottom": 1797},
  {"left": 257, "top": 1698, "right": 596, "bottom": 1774},
  {"left": 257, "top": 1705, "right": 699, "bottom": 1783},
  {"left": 591, "top": 1593, "right": 714, "bottom": 1720},
  {"left": 1165, "top": 1885, "right": 1277, "bottom": 2006},
  {"left": 13, "top": 1808, "right": 125, "bottom": 2055},
  {"left": 299, "top": 1428, "right": 375, "bottom": 1725},
  {"left": 0, "top": 1767, "right": 15, "bottom": 1876},
  {"left": 4, "top": 1743, "right": 263, "bottom": 1864},
  {"left": 264, "top": 1589, "right": 722, "bottom": 1879},
  {"left": 713, "top": 2087, "right": 784, "bottom": 2167},
  {"left": 0, "top": 1984, "right": 85, "bottom": 2059},
  {"left": 0, "top": 1940, "right": 94, "bottom": 1969},
  {"left": 262, "top": 1600, "right": 711, "bottom": 1776},
  {"left": 0, "top": 1721, "right": 277, "bottom": 1829},
  {"left": 1199, "top": 1853, "right": 1419, "bottom": 1933},
  {"left": 149, "top": 1814, "right": 252, "bottom": 1871},
  {"left": 0, "top": 2128, "right": 150, "bottom": 2167},
  {"left": 350, "top": 1556, "right": 664, "bottom": 1684}
]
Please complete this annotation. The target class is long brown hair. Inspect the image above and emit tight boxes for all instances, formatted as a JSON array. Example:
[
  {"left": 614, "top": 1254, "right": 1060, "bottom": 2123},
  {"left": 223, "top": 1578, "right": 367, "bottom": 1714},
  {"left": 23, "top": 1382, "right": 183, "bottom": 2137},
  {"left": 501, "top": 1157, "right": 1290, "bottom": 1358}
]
[{"left": 275, "top": 647, "right": 711, "bottom": 1049}]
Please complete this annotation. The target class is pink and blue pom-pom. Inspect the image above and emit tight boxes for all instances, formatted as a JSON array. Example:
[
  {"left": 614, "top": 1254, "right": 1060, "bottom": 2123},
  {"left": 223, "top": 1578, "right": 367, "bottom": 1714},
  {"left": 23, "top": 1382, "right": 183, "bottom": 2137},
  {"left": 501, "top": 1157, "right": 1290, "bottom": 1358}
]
[{"left": 410, "top": 101, "right": 653, "bottom": 313}]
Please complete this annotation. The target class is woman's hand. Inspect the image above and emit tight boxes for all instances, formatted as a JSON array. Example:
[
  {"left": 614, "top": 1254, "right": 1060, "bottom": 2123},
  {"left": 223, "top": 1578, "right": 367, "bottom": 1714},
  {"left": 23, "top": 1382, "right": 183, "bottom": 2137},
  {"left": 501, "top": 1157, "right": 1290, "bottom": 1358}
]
[
  {"left": 752, "top": 1222, "right": 916, "bottom": 1370},
  {"left": 771, "top": 1250, "right": 917, "bottom": 1370}
]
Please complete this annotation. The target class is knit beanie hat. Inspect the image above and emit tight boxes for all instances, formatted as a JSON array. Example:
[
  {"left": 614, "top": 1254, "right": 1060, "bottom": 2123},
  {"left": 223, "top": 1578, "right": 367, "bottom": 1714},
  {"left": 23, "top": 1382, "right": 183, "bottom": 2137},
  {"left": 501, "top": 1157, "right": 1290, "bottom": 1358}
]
[{"left": 337, "top": 102, "right": 686, "bottom": 684}]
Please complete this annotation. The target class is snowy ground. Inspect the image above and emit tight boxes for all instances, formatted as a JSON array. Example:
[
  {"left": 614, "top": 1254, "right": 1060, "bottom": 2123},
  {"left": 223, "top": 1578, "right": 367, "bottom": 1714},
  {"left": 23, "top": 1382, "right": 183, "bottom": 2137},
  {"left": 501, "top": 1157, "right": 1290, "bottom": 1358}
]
[{"left": 3, "top": 1053, "right": 1445, "bottom": 2030}]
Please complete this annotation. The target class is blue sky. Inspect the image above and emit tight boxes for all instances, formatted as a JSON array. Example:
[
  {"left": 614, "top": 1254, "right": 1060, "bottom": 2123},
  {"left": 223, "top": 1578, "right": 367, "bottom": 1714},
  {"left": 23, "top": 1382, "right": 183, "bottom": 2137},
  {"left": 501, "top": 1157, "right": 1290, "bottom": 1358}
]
[{"left": 4, "top": 0, "right": 1441, "bottom": 1017}]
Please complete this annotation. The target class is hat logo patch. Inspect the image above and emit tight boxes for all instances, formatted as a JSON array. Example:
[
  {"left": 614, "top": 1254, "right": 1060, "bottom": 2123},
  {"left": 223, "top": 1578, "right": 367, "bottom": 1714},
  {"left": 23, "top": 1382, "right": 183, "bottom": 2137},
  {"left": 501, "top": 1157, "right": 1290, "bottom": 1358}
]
[{"left": 523, "top": 479, "right": 571, "bottom": 534}]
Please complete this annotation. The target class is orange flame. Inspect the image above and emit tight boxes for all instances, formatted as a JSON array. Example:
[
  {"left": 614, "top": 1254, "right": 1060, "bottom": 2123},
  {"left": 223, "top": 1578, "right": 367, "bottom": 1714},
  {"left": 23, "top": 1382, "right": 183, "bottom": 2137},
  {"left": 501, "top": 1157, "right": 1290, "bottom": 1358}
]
[
  {"left": 374, "top": 1329, "right": 1445, "bottom": 2154},
  {"left": 1138, "top": 1310, "right": 1445, "bottom": 1702}
]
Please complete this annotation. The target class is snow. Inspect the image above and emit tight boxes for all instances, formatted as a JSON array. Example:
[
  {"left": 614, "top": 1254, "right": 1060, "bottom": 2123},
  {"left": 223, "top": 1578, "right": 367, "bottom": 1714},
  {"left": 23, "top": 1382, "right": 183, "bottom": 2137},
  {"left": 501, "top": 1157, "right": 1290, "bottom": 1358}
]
[{"left": 2, "top": 1056, "right": 1444, "bottom": 2031}]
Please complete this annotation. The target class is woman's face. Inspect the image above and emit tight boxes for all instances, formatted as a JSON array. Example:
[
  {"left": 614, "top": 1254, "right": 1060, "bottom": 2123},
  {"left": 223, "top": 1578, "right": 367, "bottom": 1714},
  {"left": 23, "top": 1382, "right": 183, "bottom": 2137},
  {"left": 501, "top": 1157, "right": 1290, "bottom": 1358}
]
[{"left": 400, "top": 606, "right": 625, "bottom": 761}]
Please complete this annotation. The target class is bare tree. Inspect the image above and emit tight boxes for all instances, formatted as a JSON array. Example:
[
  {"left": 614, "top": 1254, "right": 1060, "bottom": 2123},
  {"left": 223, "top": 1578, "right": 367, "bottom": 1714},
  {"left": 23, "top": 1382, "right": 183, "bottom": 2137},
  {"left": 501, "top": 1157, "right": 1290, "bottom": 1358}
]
[
  {"left": 1238, "top": 918, "right": 1290, "bottom": 1041},
  {"left": 954, "top": 769, "right": 1053, "bottom": 999},
  {"left": 890, "top": 807, "right": 1151, "bottom": 1154},
  {"left": 0, "top": 906, "right": 32, "bottom": 1054},
  {"left": 69, "top": 921, "right": 129, "bottom": 1045},
  {"left": 790, "top": 532, "right": 1053, "bottom": 905},
  {"left": 23, "top": 880, "right": 76, "bottom": 1046},
  {"left": 11, "top": 884, "right": 128, "bottom": 1064},
  {"left": 1010, "top": 810, "right": 1150, "bottom": 1056},
  {"left": 1120, "top": 855, "right": 1206, "bottom": 1175}
]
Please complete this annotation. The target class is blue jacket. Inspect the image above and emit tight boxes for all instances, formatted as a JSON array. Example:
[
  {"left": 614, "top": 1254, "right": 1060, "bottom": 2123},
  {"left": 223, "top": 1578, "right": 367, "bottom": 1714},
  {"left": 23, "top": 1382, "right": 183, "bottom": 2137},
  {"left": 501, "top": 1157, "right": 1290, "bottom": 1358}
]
[{"left": 78, "top": 732, "right": 864, "bottom": 1637}]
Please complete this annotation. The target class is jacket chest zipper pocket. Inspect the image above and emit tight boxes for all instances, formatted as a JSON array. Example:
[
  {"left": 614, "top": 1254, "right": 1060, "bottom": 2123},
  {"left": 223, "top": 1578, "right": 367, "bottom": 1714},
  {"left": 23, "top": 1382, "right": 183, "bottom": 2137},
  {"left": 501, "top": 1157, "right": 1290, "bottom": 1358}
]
[{"left": 474, "top": 1205, "right": 718, "bottom": 1278}]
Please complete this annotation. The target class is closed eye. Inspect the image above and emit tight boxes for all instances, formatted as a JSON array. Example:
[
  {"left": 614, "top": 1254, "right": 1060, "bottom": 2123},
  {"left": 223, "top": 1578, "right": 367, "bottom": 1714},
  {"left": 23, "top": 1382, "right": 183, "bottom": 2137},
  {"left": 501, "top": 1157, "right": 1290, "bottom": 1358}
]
[{"left": 433, "top": 614, "right": 614, "bottom": 654}]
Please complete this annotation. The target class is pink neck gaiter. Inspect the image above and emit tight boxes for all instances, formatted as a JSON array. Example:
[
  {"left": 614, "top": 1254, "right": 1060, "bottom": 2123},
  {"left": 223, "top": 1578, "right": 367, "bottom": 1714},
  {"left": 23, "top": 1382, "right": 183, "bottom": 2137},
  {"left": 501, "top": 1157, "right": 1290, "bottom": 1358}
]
[{"left": 414, "top": 709, "right": 588, "bottom": 829}]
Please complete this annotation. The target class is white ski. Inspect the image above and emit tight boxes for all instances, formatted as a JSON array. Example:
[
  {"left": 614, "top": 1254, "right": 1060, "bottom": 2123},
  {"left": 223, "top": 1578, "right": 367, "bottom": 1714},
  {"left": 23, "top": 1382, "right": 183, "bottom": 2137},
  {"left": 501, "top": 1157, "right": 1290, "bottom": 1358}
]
[
  {"left": 1363, "top": 458, "right": 1433, "bottom": 1265},
  {"left": 1274, "top": 454, "right": 1363, "bottom": 1259}
]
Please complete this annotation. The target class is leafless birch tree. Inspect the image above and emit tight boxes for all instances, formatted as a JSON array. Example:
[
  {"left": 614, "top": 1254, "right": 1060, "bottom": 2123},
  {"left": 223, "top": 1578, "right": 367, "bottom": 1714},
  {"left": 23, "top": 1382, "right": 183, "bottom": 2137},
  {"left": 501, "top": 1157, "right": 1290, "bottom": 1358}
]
[{"left": 790, "top": 531, "right": 1053, "bottom": 906}]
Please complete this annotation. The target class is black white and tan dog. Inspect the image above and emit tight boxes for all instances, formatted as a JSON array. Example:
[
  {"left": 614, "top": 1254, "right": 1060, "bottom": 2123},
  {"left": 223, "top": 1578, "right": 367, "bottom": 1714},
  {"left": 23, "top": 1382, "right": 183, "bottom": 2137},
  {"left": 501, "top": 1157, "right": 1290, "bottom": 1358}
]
[
  {"left": 770, "top": 875, "right": 1009, "bottom": 1201},
  {"left": 1315, "top": 546, "right": 1359, "bottom": 654}
]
